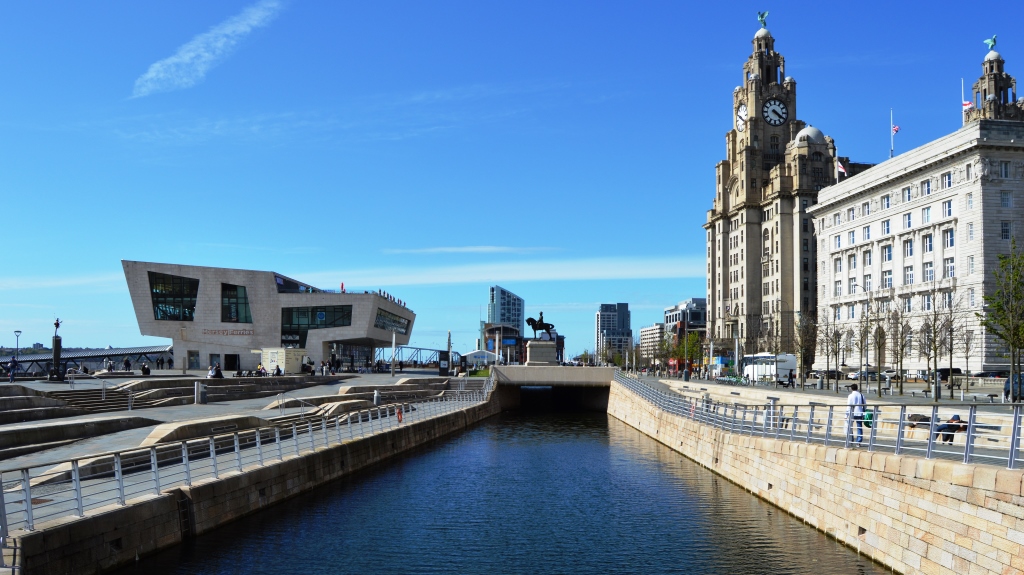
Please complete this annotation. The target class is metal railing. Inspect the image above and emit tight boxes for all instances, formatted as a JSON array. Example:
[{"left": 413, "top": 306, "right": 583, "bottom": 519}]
[
  {"left": 613, "top": 372, "right": 1024, "bottom": 470},
  {"left": 0, "top": 382, "right": 495, "bottom": 553}
]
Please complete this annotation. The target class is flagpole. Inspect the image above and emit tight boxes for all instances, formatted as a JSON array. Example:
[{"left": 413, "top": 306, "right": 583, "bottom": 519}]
[{"left": 890, "top": 108, "right": 894, "bottom": 159}]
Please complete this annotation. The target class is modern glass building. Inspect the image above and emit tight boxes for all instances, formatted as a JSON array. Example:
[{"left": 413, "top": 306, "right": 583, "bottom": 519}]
[{"left": 123, "top": 261, "right": 415, "bottom": 373}]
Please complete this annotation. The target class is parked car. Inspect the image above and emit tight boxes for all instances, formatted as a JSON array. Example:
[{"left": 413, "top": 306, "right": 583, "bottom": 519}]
[
  {"left": 973, "top": 371, "right": 1008, "bottom": 379},
  {"left": 807, "top": 369, "right": 842, "bottom": 380},
  {"left": 936, "top": 368, "right": 963, "bottom": 382},
  {"left": 1005, "top": 375, "right": 1024, "bottom": 402},
  {"left": 881, "top": 369, "right": 902, "bottom": 382}
]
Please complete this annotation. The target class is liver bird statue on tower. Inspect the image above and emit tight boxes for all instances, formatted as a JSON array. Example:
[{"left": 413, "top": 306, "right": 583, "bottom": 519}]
[
  {"left": 984, "top": 35, "right": 997, "bottom": 50},
  {"left": 757, "top": 11, "right": 769, "bottom": 28}
]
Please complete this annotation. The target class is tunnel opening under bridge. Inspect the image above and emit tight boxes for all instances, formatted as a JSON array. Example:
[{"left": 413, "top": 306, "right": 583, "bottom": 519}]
[{"left": 497, "top": 385, "right": 610, "bottom": 412}]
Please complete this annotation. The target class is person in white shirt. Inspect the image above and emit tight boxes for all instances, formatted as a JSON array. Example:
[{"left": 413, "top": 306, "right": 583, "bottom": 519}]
[{"left": 846, "top": 383, "right": 867, "bottom": 444}]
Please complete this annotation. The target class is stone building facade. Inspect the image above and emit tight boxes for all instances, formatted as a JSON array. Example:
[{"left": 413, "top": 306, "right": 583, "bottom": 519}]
[
  {"left": 704, "top": 26, "right": 866, "bottom": 357},
  {"left": 808, "top": 49, "right": 1024, "bottom": 375}
]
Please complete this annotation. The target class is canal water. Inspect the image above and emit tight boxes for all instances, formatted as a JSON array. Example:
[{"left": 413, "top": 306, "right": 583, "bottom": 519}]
[{"left": 114, "top": 409, "right": 883, "bottom": 575}]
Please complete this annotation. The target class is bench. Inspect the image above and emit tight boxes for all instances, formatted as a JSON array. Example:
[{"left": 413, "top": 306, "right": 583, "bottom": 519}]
[
  {"left": 944, "top": 381, "right": 963, "bottom": 391},
  {"left": 910, "top": 390, "right": 931, "bottom": 398},
  {"left": 971, "top": 393, "right": 999, "bottom": 403}
]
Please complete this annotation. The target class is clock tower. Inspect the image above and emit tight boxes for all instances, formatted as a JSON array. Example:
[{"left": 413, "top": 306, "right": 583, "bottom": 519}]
[{"left": 705, "top": 21, "right": 843, "bottom": 371}]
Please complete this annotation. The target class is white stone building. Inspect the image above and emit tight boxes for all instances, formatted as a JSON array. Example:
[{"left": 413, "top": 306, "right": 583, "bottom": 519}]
[
  {"left": 638, "top": 323, "right": 666, "bottom": 361},
  {"left": 808, "top": 48, "right": 1024, "bottom": 375}
]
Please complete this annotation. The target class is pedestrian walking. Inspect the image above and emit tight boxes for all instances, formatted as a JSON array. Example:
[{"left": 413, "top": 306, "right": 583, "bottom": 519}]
[{"left": 846, "top": 383, "right": 866, "bottom": 444}]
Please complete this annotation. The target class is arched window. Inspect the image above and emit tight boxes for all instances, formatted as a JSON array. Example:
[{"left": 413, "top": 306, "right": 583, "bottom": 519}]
[{"left": 762, "top": 230, "right": 770, "bottom": 256}]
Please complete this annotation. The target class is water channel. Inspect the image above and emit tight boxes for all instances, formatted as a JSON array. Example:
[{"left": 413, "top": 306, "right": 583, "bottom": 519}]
[{"left": 114, "top": 401, "right": 884, "bottom": 575}]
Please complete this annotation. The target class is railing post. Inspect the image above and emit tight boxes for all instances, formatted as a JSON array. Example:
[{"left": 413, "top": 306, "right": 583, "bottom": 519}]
[
  {"left": 963, "top": 405, "right": 978, "bottom": 464},
  {"left": 209, "top": 437, "right": 220, "bottom": 478},
  {"left": 71, "top": 460, "right": 84, "bottom": 517},
  {"left": 867, "top": 406, "right": 879, "bottom": 452},
  {"left": 182, "top": 441, "right": 192, "bottom": 485},
  {"left": 805, "top": 406, "right": 815, "bottom": 444},
  {"left": 925, "top": 405, "right": 939, "bottom": 460},
  {"left": 348, "top": 414, "right": 354, "bottom": 441},
  {"left": 293, "top": 423, "right": 300, "bottom": 457},
  {"left": 275, "top": 428, "right": 283, "bottom": 461},
  {"left": 0, "top": 473, "right": 9, "bottom": 542},
  {"left": 895, "top": 406, "right": 906, "bottom": 455},
  {"left": 150, "top": 447, "right": 162, "bottom": 494},
  {"left": 21, "top": 469, "right": 34, "bottom": 531},
  {"left": 233, "top": 433, "right": 242, "bottom": 472},
  {"left": 790, "top": 406, "right": 799, "bottom": 442},
  {"left": 1008, "top": 405, "right": 1022, "bottom": 470},
  {"left": 255, "top": 430, "right": 264, "bottom": 466},
  {"left": 114, "top": 453, "right": 126, "bottom": 504},
  {"left": 307, "top": 421, "right": 315, "bottom": 452},
  {"left": 824, "top": 406, "right": 833, "bottom": 446}
]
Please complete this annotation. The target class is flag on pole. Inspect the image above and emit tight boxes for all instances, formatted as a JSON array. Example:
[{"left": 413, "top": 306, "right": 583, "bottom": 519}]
[
  {"left": 962, "top": 100, "right": 974, "bottom": 109},
  {"left": 892, "top": 125, "right": 900, "bottom": 135},
  {"left": 837, "top": 159, "right": 847, "bottom": 175}
]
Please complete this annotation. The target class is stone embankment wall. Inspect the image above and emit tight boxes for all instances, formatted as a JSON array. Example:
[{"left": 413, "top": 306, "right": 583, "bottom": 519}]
[
  {"left": 607, "top": 381, "right": 1024, "bottom": 575},
  {"left": 14, "top": 399, "right": 500, "bottom": 575}
]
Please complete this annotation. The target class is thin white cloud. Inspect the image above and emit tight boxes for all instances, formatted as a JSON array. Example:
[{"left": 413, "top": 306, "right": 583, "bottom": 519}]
[
  {"left": 132, "top": 0, "right": 284, "bottom": 98},
  {"left": 299, "top": 256, "right": 705, "bottom": 288},
  {"left": 381, "top": 246, "right": 556, "bottom": 255},
  {"left": 0, "top": 273, "right": 124, "bottom": 290}
]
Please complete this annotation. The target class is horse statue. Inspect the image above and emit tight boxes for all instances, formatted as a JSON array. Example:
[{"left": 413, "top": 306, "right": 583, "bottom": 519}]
[
  {"left": 757, "top": 11, "right": 769, "bottom": 29},
  {"left": 984, "top": 35, "right": 997, "bottom": 51},
  {"left": 526, "top": 312, "right": 555, "bottom": 338}
]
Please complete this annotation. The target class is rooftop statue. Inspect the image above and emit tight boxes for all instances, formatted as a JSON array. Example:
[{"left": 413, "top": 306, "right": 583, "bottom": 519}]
[
  {"left": 984, "top": 35, "right": 997, "bottom": 50},
  {"left": 757, "top": 11, "right": 769, "bottom": 29}
]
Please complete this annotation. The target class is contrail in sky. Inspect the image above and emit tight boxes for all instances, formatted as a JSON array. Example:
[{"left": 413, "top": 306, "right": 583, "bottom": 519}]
[{"left": 132, "top": 0, "right": 283, "bottom": 98}]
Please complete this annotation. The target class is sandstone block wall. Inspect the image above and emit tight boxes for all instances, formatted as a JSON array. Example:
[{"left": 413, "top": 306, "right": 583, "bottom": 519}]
[{"left": 607, "top": 381, "right": 1024, "bottom": 575}]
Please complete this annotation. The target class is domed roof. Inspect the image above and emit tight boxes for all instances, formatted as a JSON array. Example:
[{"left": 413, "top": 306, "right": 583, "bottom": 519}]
[
  {"left": 784, "top": 76, "right": 795, "bottom": 83},
  {"left": 985, "top": 50, "right": 1003, "bottom": 61},
  {"left": 754, "top": 28, "right": 771, "bottom": 39},
  {"left": 795, "top": 125, "right": 826, "bottom": 144}
]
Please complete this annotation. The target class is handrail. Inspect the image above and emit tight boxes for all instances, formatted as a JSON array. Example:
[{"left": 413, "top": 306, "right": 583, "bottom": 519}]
[
  {"left": 0, "top": 386, "right": 493, "bottom": 537},
  {"left": 612, "top": 371, "right": 1024, "bottom": 470},
  {"left": 273, "top": 390, "right": 325, "bottom": 417}
]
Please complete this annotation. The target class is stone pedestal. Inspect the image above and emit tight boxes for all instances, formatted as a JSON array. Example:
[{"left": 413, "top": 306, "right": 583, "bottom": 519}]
[{"left": 525, "top": 340, "right": 558, "bottom": 366}]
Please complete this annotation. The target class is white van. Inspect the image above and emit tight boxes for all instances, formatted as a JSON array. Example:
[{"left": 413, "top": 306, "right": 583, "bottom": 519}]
[{"left": 741, "top": 353, "right": 797, "bottom": 384}]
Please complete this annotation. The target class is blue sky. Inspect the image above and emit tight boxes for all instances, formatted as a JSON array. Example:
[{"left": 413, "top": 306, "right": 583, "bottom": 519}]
[{"left": 0, "top": 1, "right": 1018, "bottom": 356}]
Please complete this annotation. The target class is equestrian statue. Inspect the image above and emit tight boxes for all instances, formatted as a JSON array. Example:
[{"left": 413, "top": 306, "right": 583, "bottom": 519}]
[{"left": 526, "top": 311, "right": 555, "bottom": 339}]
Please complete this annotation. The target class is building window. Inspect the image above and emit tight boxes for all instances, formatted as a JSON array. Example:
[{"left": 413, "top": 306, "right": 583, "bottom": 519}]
[
  {"left": 903, "top": 187, "right": 912, "bottom": 201},
  {"left": 834, "top": 235, "right": 841, "bottom": 249},
  {"left": 942, "top": 200, "right": 952, "bottom": 217},
  {"left": 921, "top": 180, "right": 931, "bottom": 195},
  {"left": 882, "top": 219, "right": 891, "bottom": 234},
  {"left": 803, "top": 277, "right": 809, "bottom": 291},
  {"left": 968, "top": 223, "right": 974, "bottom": 241},
  {"left": 882, "top": 270, "right": 893, "bottom": 288},
  {"left": 966, "top": 164, "right": 973, "bottom": 180},
  {"left": 863, "top": 225, "right": 871, "bottom": 240},
  {"left": 1001, "top": 191, "right": 1013, "bottom": 208},
  {"left": 967, "top": 193, "right": 973, "bottom": 209},
  {"left": 802, "top": 257, "right": 809, "bottom": 271},
  {"left": 923, "top": 261, "right": 934, "bottom": 282},
  {"left": 221, "top": 283, "right": 253, "bottom": 323},
  {"left": 833, "top": 213, "right": 841, "bottom": 226},
  {"left": 904, "top": 266, "right": 914, "bottom": 285},
  {"left": 802, "top": 199, "right": 808, "bottom": 211},
  {"left": 882, "top": 245, "right": 892, "bottom": 262},
  {"left": 848, "top": 230, "right": 856, "bottom": 244},
  {"left": 922, "top": 206, "right": 931, "bottom": 224},
  {"left": 148, "top": 271, "right": 200, "bottom": 322},
  {"left": 903, "top": 213, "right": 912, "bottom": 228},
  {"left": 903, "top": 240, "right": 914, "bottom": 257},
  {"left": 862, "top": 202, "right": 870, "bottom": 216},
  {"left": 903, "top": 298, "right": 912, "bottom": 313},
  {"left": 763, "top": 283, "right": 770, "bottom": 296},
  {"left": 945, "top": 257, "right": 955, "bottom": 278},
  {"left": 968, "top": 255, "right": 974, "bottom": 274},
  {"left": 834, "top": 281, "right": 842, "bottom": 296},
  {"left": 1002, "top": 221, "right": 1012, "bottom": 240},
  {"left": 281, "top": 305, "right": 354, "bottom": 347},
  {"left": 940, "top": 172, "right": 952, "bottom": 189},
  {"left": 802, "top": 238, "right": 809, "bottom": 252},
  {"left": 849, "top": 254, "right": 857, "bottom": 270},
  {"left": 924, "top": 293, "right": 933, "bottom": 311},
  {"left": 847, "top": 207, "right": 856, "bottom": 221},
  {"left": 373, "top": 309, "right": 411, "bottom": 335},
  {"left": 849, "top": 305, "right": 856, "bottom": 319},
  {"left": 969, "top": 288, "right": 975, "bottom": 307},
  {"left": 834, "top": 307, "right": 842, "bottom": 320},
  {"left": 834, "top": 258, "right": 842, "bottom": 273},
  {"left": 882, "top": 194, "right": 891, "bottom": 209},
  {"left": 802, "top": 218, "right": 808, "bottom": 232},
  {"left": 863, "top": 250, "right": 872, "bottom": 266},
  {"left": 847, "top": 278, "right": 856, "bottom": 295},
  {"left": 923, "top": 234, "right": 933, "bottom": 253},
  {"left": 1000, "top": 161, "right": 1011, "bottom": 178},
  {"left": 943, "top": 229, "right": 955, "bottom": 248},
  {"left": 863, "top": 275, "right": 872, "bottom": 291}
]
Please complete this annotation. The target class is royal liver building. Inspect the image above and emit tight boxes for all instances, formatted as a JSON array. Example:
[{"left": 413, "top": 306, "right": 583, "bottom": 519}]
[
  {"left": 704, "top": 20, "right": 862, "bottom": 360},
  {"left": 810, "top": 42, "right": 1024, "bottom": 376}
]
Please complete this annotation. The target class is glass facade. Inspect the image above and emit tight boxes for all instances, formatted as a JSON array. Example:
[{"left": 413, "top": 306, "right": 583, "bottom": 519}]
[
  {"left": 221, "top": 283, "right": 253, "bottom": 323},
  {"left": 148, "top": 271, "right": 200, "bottom": 321},
  {"left": 374, "top": 309, "right": 411, "bottom": 335},
  {"left": 281, "top": 305, "right": 352, "bottom": 348}
]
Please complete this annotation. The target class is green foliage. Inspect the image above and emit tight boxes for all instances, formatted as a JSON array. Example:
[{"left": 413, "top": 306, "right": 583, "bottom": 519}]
[{"left": 979, "top": 237, "right": 1024, "bottom": 382}]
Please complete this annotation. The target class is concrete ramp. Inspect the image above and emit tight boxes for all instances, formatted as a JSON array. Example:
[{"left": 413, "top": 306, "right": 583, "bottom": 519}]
[
  {"left": 140, "top": 415, "right": 271, "bottom": 446},
  {"left": 492, "top": 366, "right": 616, "bottom": 387}
]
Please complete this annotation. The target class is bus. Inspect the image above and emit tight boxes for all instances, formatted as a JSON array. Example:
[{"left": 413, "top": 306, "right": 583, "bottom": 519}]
[{"left": 741, "top": 353, "right": 797, "bottom": 384}]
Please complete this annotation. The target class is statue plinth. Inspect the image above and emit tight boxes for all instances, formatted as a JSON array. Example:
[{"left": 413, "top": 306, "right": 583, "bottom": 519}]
[{"left": 525, "top": 340, "right": 558, "bottom": 366}]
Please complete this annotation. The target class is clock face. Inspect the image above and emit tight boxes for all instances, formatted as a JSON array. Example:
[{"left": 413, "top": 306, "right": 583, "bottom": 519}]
[
  {"left": 736, "top": 104, "right": 747, "bottom": 132},
  {"left": 762, "top": 99, "right": 789, "bottom": 126}
]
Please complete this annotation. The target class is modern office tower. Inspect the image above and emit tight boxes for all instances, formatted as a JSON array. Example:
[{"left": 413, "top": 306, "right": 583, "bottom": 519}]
[
  {"left": 595, "top": 303, "right": 631, "bottom": 361},
  {"left": 487, "top": 286, "right": 524, "bottom": 337}
]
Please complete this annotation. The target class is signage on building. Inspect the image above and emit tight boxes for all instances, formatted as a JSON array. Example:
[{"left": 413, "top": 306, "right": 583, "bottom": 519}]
[{"left": 202, "top": 329, "right": 255, "bottom": 336}]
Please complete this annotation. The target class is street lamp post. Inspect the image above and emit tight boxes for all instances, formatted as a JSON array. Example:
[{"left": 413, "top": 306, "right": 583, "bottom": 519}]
[{"left": 13, "top": 331, "right": 21, "bottom": 362}]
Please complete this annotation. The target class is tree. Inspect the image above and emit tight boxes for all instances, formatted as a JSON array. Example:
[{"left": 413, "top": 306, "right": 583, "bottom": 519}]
[
  {"left": 887, "top": 307, "right": 913, "bottom": 395},
  {"left": 958, "top": 327, "right": 977, "bottom": 387},
  {"left": 793, "top": 314, "right": 817, "bottom": 384},
  {"left": 817, "top": 306, "right": 841, "bottom": 391},
  {"left": 979, "top": 238, "right": 1024, "bottom": 401}
]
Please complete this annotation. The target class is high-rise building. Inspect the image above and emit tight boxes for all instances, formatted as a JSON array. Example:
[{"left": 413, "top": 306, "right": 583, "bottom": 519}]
[
  {"left": 810, "top": 47, "right": 1024, "bottom": 374},
  {"left": 639, "top": 323, "right": 666, "bottom": 361},
  {"left": 704, "top": 21, "right": 871, "bottom": 356},
  {"left": 487, "top": 286, "right": 524, "bottom": 336},
  {"left": 595, "top": 303, "right": 631, "bottom": 361}
]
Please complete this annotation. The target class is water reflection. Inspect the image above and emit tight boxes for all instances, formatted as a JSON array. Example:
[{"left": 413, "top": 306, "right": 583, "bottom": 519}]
[{"left": 112, "top": 412, "right": 881, "bottom": 575}]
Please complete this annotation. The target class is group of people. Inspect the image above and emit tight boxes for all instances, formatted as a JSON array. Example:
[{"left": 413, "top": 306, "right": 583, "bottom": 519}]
[
  {"left": 376, "top": 289, "right": 406, "bottom": 308},
  {"left": 846, "top": 383, "right": 965, "bottom": 445},
  {"left": 154, "top": 357, "right": 172, "bottom": 370}
]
